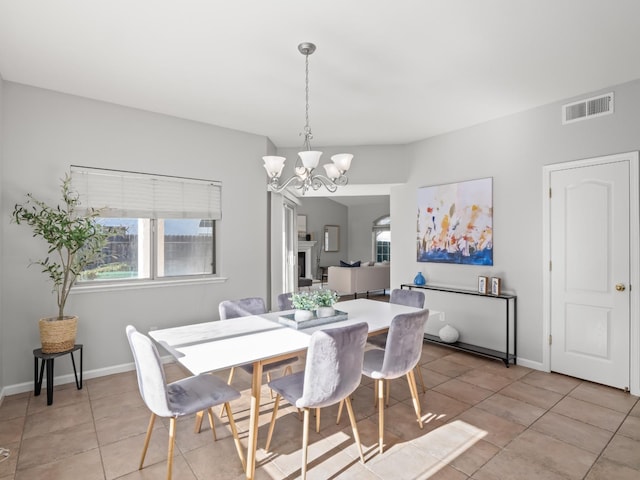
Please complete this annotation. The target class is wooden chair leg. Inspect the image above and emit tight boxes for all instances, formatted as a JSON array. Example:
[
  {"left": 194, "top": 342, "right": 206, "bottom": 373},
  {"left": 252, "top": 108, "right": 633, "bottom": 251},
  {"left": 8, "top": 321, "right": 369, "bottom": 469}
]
[
  {"left": 336, "top": 399, "right": 344, "bottom": 424},
  {"left": 167, "top": 417, "right": 177, "bottom": 480},
  {"left": 374, "top": 380, "right": 392, "bottom": 408},
  {"left": 207, "top": 408, "right": 217, "bottom": 441},
  {"left": 267, "top": 371, "right": 274, "bottom": 398},
  {"left": 265, "top": 394, "right": 281, "bottom": 452},
  {"left": 194, "top": 410, "right": 204, "bottom": 433},
  {"left": 139, "top": 412, "right": 156, "bottom": 470},
  {"left": 316, "top": 407, "right": 321, "bottom": 433},
  {"left": 344, "top": 397, "right": 365, "bottom": 463},
  {"left": 386, "top": 379, "right": 391, "bottom": 407},
  {"left": 406, "top": 370, "right": 423, "bottom": 429},
  {"left": 225, "top": 402, "right": 246, "bottom": 471},
  {"left": 219, "top": 367, "right": 235, "bottom": 417},
  {"left": 302, "top": 408, "right": 311, "bottom": 480},
  {"left": 415, "top": 365, "right": 426, "bottom": 393},
  {"left": 377, "top": 379, "right": 385, "bottom": 454},
  {"left": 373, "top": 379, "right": 378, "bottom": 407}
]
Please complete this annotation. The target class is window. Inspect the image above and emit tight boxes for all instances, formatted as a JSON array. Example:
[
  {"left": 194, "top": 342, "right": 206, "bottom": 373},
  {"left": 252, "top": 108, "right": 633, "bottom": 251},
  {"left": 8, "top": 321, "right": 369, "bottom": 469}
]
[
  {"left": 71, "top": 166, "right": 220, "bottom": 283},
  {"left": 372, "top": 215, "right": 391, "bottom": 262}
]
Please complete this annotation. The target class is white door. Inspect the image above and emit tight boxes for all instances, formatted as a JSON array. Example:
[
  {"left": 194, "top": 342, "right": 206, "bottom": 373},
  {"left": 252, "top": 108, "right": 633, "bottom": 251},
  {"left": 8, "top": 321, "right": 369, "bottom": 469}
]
[{"left": 550, "top": 160, "right": 629, "bottom": 389}]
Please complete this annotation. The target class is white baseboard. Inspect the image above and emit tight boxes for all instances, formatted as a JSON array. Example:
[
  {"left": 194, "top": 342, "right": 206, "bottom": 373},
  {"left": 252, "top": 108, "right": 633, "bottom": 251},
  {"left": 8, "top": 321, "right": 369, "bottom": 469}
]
[
  {"left": 0, "top": 355, "right": 176, "bottom": 402},
  {"left": 516, "top": 356, "right": 545, "bottom": 371}
]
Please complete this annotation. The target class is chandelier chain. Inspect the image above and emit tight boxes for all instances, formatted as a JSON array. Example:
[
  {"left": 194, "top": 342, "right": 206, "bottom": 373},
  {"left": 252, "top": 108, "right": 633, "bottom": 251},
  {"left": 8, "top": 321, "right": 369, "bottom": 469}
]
[{"left": 303, "top": 51, "right": 312, "bottom": 150}]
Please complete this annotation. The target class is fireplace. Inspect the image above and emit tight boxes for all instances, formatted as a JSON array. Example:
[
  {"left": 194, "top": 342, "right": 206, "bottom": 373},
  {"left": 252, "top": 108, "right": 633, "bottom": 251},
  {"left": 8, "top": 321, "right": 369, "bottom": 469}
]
[
  {"left": 298, "top": 252, "right": 306, "bottom": 277},
  {"left": 297, "top": 241, "right": 316, "bottom": 280}
]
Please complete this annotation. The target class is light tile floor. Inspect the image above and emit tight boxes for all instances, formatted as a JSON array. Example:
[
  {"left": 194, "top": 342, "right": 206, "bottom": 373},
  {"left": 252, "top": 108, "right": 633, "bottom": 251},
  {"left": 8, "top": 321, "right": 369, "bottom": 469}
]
[{"left": 0, "top": 344, "right": 638, "bottom": 479}]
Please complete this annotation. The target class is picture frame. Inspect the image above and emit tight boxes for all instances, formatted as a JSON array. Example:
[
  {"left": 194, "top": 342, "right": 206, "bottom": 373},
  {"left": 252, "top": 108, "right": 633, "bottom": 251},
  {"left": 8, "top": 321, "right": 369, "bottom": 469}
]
[
  {"left": 297, "top": 214, "right": 307, "bottom": 238},
  {"left": 477, "top": 276, "right": 488, "bottom": 294},
  {"left": 417, "top": 177, "right": 493, "bottom": 265},
  {"left": 491, "top": 277, "right": 501, "bottom": 295}
]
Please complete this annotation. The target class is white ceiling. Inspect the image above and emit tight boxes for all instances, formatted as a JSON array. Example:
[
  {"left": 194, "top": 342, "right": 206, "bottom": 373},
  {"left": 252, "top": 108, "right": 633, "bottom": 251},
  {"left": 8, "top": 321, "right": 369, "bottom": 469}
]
[{"left": 1, "top": 0, "right": 639, "bottom": 151}]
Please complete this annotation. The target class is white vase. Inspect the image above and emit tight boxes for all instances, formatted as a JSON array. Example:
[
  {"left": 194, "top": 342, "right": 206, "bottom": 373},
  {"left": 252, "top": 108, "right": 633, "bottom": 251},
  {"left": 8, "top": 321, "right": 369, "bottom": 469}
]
[
  {"left": 294, "top": 309, "right": 314, "bottom": 321},
  {"left": 316, "top": 306, "right": 335, "bottom": 318},
  {"left": 439, "top": 324, "right": 460, "bottom": 343}
]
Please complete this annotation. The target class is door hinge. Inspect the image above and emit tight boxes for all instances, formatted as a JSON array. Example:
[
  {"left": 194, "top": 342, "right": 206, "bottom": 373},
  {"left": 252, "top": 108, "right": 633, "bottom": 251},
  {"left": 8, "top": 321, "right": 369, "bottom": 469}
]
[
  {"left": 548, "top": 334, "right": 552, "bottom": 345},
  {"left": 549, "top": 260, "right": 552, "bottom": 271},
  {"left": 549, "top": 188, "right": 552, "bottom": 198}
]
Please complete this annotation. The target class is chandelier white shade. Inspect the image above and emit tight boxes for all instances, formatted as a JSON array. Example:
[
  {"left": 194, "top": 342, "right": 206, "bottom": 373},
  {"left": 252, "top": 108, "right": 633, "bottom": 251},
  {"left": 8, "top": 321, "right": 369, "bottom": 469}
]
[{"left": 263, "top": 43, "right": 353, "bottom": 194}]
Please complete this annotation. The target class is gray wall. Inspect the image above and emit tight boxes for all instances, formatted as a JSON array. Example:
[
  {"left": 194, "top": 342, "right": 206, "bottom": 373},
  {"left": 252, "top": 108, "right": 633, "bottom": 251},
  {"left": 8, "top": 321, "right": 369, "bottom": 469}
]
[
  {"left": 276, "top": 144, "right": 411, "bottom": 186},
  {"left": 1, "top": 83, "right": 270, "bottom": 388},
  {"left": 2, "top": 76, "right": 639, "bottom": 393},
  {"left": 297, "top": 197, "right": 348, "bottom": 277},
  {"left": 279, "top": 144, "right": 405, "bottom": 274},
  {"left": 347, "top": 199, "right": 390, "bottom": 264},
  {"left": 391, "top": 78, "right": 640, "bottom": 365}
]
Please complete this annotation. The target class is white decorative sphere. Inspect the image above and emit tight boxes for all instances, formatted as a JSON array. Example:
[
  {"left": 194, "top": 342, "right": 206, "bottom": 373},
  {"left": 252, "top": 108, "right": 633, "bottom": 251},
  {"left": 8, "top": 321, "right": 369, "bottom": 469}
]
[{"left": 439, "top": 324, "right": 460, "bottom": 343}]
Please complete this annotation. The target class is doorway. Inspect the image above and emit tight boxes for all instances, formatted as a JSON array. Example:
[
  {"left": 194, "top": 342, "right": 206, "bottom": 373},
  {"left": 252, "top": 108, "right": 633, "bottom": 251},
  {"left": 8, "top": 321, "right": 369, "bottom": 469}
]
[{"left": 542, "top": 151, "right": 639, "bottom": 395}]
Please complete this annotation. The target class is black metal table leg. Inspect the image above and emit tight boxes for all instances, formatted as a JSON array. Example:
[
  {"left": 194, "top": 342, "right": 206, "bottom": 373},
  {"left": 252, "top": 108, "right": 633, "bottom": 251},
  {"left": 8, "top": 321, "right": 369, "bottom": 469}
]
[
  {"left": 35, "top": 358, "right": 46, "bottom": 396},
  {"left": 70, "top": 348, "right": 83, "bottom": 390},
  {"left": 46, "top": 358, "right": 54, "bottom": 405}
]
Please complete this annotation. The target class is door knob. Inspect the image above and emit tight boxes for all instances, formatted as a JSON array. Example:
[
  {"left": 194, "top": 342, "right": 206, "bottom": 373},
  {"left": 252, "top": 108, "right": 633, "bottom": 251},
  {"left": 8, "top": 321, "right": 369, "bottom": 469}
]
[{"left": 615, "top": 283, "right": 626, "bottom": 292}]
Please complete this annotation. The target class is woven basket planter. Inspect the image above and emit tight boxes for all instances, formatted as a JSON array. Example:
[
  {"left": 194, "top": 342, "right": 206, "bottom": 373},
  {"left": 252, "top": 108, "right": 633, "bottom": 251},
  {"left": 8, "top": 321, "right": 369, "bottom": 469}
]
[{"left": 39, "top": 316, "right": 78, "bottom": 353}]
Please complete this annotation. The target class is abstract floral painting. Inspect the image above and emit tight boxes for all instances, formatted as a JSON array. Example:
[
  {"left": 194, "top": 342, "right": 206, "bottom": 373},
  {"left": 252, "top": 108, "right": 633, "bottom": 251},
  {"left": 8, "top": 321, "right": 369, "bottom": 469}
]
[{"left": 417, "top": 177, "right": 493, "bottom": 265}]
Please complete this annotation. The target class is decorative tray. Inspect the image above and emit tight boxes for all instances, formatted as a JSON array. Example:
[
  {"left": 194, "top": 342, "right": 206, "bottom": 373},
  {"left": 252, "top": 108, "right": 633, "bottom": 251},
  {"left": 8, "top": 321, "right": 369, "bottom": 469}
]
[{"left": 278, "top": 310, "right": 348, "bottom": 330}]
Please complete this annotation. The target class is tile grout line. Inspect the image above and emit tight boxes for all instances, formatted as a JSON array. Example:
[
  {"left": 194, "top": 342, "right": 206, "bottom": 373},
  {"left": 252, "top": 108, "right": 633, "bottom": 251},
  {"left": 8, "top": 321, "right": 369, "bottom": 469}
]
[
  {"left": 85, "top": 382, "right": 109, "bottom": 480},
  {"left": 579, "top": 394, "right": 640, "bottom": 479},
  {"left": 12, "top": 393, "right": 31, "bottom": 478}
]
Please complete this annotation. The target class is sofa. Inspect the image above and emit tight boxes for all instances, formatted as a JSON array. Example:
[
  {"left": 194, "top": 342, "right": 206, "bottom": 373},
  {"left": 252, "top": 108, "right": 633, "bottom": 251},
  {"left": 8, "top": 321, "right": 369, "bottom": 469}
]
[{"left": 327, "top": 263, "right": 390, "bottom": 297}]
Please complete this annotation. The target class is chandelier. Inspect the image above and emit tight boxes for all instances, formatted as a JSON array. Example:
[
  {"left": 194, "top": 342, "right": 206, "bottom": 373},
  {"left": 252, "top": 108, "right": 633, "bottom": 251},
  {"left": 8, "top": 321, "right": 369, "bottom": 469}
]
[{"left": 263, "top": 42, "right": 353, "bottom": 194}]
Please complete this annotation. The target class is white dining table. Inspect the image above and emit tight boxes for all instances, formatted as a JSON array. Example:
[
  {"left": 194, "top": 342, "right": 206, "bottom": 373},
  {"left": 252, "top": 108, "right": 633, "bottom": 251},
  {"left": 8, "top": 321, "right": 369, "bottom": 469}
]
[{"left": 150, "top": 298, "right": 422, "bottom": 479}]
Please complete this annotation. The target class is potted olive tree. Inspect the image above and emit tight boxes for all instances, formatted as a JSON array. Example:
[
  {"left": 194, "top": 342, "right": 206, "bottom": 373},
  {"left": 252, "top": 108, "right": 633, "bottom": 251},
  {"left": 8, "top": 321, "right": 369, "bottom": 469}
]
[{"left": 12, "top": 174, "right": 110, "bottom": 353}]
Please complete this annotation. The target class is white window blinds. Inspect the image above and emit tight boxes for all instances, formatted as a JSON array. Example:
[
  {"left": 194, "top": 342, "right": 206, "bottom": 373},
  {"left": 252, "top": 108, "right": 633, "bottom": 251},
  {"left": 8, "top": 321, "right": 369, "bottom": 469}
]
[{"left": 70, "top": 166, "right": 222, "bottom": 219}]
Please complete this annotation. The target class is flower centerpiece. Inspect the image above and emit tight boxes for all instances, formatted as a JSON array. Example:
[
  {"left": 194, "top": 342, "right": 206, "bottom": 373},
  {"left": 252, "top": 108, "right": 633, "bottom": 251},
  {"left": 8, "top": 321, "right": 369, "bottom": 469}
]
[
  {"left": 289, "top": 291, "right": 318, "bottom": 321},
  {"left": 313, "top": 289, "right": 340, "bottom": 318}
]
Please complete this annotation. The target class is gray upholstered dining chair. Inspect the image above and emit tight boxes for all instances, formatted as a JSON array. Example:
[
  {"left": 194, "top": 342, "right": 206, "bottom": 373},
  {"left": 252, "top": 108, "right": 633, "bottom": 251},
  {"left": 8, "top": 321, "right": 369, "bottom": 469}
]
[
  {"left": 219, "top": 296, "right": 268, "bottom": 319},
  {"left": 218, "top": 297, "right": 298, "bottom": 409},
  {"left": 126, "top": 326, "right": 245, "bottom": 480},
  {"left": 368, "top": 289, "right": 425, "bottom": 348},
  {"left": 264, "top": 322, "right": 369, "bottom": 480},
  {"left": 276, "top": 292, "right": 294, "bottom": 311},
  {"left": 368, "top": 288, "right": 427, "bottom": 394},
  {"left": 360, "top": 309, "right": 429, "bottom": 454}
]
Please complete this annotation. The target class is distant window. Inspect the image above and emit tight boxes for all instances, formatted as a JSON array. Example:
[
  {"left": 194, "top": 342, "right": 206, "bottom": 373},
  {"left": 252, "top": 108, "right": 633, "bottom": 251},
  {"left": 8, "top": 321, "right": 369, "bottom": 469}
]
[
  {"left": 70, "top": 166, "right": 220, "bottom": 283},
  {"left": 373, "top": 215, "right": 391, "bottom": 262}
]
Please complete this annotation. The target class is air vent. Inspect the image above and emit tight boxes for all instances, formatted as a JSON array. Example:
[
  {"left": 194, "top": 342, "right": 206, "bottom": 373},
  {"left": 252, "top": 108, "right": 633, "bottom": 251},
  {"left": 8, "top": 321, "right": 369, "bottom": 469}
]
[{"left": 562, "top": 92, "right": 614, "bottom": 124}]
